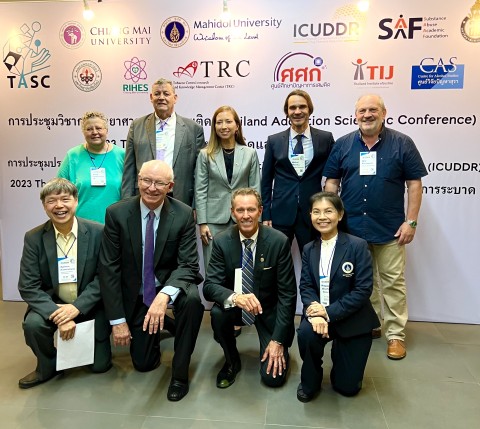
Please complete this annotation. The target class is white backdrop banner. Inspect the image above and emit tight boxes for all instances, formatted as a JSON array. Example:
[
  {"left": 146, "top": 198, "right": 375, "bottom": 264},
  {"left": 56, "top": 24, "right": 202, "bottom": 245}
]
[{"left": 1, "top": 0, "right": 479, "bottom": 323}]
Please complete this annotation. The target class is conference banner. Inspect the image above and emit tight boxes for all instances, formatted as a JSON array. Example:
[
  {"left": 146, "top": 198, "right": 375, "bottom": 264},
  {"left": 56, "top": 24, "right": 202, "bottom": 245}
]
[{"left": 1, "top": 0, "right": 479, "bottom": 323}]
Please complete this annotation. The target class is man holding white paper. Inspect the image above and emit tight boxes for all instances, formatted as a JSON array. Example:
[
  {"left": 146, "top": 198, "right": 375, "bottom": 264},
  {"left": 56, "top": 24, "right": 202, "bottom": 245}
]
[
  {"left": 18, "top": 178, "right": 111, "bottom": 389},
  {"left": 203, "top": 188, "right": 297, "bottom": 389}
]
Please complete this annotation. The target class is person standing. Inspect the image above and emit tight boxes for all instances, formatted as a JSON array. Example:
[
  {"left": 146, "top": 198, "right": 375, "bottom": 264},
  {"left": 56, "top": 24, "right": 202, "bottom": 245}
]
[
  {"left": 261, "top": 90, "right": 334, "bottom": 253},
  {"left": 121, "top": 78, "right": 205, "bottom": 206},
  {"left": 324, "top": 94, "right": 427, "bottom": 360}
]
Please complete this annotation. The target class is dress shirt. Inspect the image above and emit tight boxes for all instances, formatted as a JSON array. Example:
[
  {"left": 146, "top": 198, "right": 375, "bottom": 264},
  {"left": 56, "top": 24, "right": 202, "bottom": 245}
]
[
  {"left": 54, "top": 217, "right": 78, "bottom": 304},
  {"left": 155, "top": 111, "right": 176, "bottom": 167},
  {"left": 290, "top": 126, "right": 314, "bottom": 171}
]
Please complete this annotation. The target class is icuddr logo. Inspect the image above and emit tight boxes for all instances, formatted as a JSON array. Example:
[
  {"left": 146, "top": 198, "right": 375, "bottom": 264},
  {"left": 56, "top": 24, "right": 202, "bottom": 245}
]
[
  {"left": 3, "top": 21, "right": 51, "bottom": 89},
  {"left": 161, "top": 17, "right": 190, "bottom": 48}
]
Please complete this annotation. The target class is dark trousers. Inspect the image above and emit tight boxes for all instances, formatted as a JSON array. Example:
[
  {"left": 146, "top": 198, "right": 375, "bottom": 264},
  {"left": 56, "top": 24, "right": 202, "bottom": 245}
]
[
  {"left": 210, "top": 304, "right": 289, "bottom": 387},
  {"left": 129, "top": 285, "right": 204, "bottom": 382},
  {"left": 297, "top": 318, "right": 372, "bottom": 397},
  {"left": 273, "top": 205, "right": 314, "bottom": 254},
  {"left": 23, "top": 306, "right": 112, "bottom": 380}
]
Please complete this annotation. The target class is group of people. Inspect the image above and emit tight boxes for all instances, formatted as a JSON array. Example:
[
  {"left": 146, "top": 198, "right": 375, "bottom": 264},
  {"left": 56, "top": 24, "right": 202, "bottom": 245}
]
[{"left": 17, "top": 78, "right": 427, "bottom": 404}]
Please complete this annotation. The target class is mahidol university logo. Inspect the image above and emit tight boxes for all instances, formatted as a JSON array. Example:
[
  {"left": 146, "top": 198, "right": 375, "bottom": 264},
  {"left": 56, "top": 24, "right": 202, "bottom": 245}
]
[
  {"left": 161, "top": 16, "right": 190, "bottom": 48},
  {"left": 461, "top": 0, "right": 480, "bottom": 42}
]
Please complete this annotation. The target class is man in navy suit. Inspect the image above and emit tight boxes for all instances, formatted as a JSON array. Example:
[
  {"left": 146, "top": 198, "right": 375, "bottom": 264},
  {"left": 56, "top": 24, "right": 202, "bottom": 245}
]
[
  {"left": 261, "top": 90, "right": 335, "bottom": 253},
  {"left": 18, "top": 178, "right": 111, "bottom": 389}
]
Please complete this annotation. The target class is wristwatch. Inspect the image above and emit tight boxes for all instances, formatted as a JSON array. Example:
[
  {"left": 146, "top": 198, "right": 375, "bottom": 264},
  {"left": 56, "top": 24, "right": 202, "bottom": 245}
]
[{"left": 406, "top": 219, "right": 417, "bottom": 228}]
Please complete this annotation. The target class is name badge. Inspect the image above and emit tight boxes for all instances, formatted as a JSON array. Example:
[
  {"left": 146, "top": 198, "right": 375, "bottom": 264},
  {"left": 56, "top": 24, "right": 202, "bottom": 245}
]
[
  {"left": 359, "top": 151, "right": 377, "bottom": 175},
  {"left": 319, "top": 275, "right": 330, "bottom": 306},
  {"left": 290, "top": 153, "right": 306, "bottom": 175},
  {"left": 90, "top": 167, "right": 106, "bottom": 186},
  {"left": 58, "top": 257, "right": 77, "bottom": 283}
]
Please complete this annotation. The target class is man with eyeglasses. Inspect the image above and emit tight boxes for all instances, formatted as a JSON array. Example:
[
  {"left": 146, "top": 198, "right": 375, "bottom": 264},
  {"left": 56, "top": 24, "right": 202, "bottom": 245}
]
[
  {"left": 99, "top": 160, "right": 204, "bottom": 401},
  {"left": 121, "top": 78, "right": 205, "bottom": 206},
  {"left": 203, "top": 188, "right": 297, "bottom": 389}
]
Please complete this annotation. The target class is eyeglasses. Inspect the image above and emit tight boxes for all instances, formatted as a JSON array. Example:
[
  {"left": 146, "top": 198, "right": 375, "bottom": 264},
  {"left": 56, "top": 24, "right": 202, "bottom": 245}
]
[
  {"left": 84, "top": 126, "right": 106, "bottom": 133},
  {"left": 139, "top": 177, "right": 170, "bottom": 189}
]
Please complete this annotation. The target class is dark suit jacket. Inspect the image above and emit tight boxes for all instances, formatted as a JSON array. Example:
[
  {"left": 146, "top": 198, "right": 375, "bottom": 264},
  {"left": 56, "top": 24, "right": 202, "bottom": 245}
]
[
  {"left": 299, "top": 231, "right": 379, "bottom": 338},
  {"left": 261, "top": 127, "right": 334, "bottom": 226},
  {"left": 99, "top": 195, "right": 203, "bottom": 323},
  {"left": 203, "top": 225, "right": 297, "bottom": 347},
  {"left": 18, "top": 218, "right": 104, "bottom": 320},
  {"left": 121, "top": 112, "right": 205, "bottom": 205}
]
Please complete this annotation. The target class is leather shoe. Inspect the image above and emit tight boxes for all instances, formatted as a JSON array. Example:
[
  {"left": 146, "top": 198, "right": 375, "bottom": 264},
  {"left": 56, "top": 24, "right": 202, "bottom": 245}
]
[
  {"left": 167, "top": 379, "right": 189, "bottom": 401},
  {"left": 234, "top": 326, "right": 242, "bottom": 338},
  {"left": 18, "top": 370, "right": 62, "bottom": 389},
  {"left": 297, "top": 383, "right": 314, "bottom": 403},
  {"left": 372, "top": 328, "right": 382, "bottom": 339},
  {"left": 216, "top": 360, "right": 241, "bottom": 388},
  {"left": 387, "top": 339, "right": 406, "bottom": 360}
]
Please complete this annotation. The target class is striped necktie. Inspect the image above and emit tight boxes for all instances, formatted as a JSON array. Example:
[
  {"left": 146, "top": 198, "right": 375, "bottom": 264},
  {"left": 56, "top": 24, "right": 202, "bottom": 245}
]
[{"left": 241, "top": 239, "right": 255, "bottom": 326}]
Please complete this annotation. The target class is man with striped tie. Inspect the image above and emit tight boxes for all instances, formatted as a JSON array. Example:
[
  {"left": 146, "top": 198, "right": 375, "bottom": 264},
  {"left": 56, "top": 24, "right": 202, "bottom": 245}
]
[{"left": 203, "top": 188, "right": 297, "bottom": 389}]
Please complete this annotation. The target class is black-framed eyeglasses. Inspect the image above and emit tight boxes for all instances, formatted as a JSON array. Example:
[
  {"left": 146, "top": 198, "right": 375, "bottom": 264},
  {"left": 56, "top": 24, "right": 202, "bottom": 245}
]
[{"left": 139, "top": 177, "right": 170, "bottom": 189}]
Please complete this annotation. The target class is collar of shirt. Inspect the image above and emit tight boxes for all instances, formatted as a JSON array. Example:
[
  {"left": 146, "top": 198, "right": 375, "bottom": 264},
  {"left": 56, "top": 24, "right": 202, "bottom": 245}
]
[
  {"left": 140, "top": 199, "right": 163, "bottom": 221},
  {"left": 321, "top": 233, "right": 338, "bottom": 247},
  {"left": 239, "top": 228, "right": 259, "bottom": 253},
  {"left": 155, "top": 111, "right": 176, "bottom": 130},
  {"left": 53, "top": 216, "right": 78, "bottom": 241},
  {"left": 357, "top": 125, "right": 385, "bottom": 149},
  {"left": 291, "top": 125, "right": 311, "bottom": 141}
]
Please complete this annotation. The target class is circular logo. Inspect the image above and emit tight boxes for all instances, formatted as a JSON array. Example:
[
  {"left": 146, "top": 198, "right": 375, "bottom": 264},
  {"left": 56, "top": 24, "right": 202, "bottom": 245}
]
[
  {"left": 342, "top": 262, "right": 354, "bottom": 274},
  {"left": 60, "top": 21, "right": 85, "bottom": 49},
  {"left": 461, "top": 16, "right": 480, "bottom": 43},
  {"left": 161, "top": 16, "right": 190, "bottom": 48},
  {"left": 72, "top": 60, "right": 102, "bottom": 92}
]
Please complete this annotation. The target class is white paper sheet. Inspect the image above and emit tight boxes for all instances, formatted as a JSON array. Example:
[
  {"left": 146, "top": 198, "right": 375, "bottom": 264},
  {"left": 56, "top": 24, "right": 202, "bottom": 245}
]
[{"left": 56, "top": 320, "right": 95, "bottom": 371}]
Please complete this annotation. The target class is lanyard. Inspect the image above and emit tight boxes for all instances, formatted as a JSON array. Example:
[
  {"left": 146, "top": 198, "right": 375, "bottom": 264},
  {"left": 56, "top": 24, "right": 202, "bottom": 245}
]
[
  {"left": 56, "top": 236, "right": 76, "bottom": 258},
  {"left": 85, "top": 144, "right": 109, "bottom": 169}
]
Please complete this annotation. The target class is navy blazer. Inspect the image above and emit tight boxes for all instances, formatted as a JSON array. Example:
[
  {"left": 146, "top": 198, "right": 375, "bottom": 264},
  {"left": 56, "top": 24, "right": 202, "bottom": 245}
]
[
  {"left": 203, "top": 225, "right": 297, "bottom": 347},
  {"left": 299, "top": 231, "right": 379, "bottom": 338},
  {"left": 261, "top": 127, "right": 334, "bottom": 226}
]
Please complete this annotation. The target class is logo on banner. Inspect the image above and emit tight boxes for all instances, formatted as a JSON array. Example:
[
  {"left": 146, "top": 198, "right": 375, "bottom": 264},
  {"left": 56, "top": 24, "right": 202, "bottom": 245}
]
[
  {"left": 461, "top": 1, "right": 480, "bottom": 42},
  {"left": 271, "top": 52, "right": 329, "bottom": 90},
  {"left": 379, "top": 14, "right": 449, "bottom": 40},
  {"left": 411, "top": 57, "right": 464, "bottom": 90},
  {"left": 59, "top": 21, "right": 85, "bottom": 49},
  {"left": 122, "top": 56, "right": 149, "bottom": 93},
  {"left": 293, "top": 3, "right": 366, "bottom": 43},
  {"left": 72, "top": 60, "right": 102, "bottom": 92},
  {"left": 3, "top": 21, "right": 51, "bottom": 89},
  {"left": 352, "top": 58, "right": 394, "bottom": 87},
  {"left": 161, "top": 17, "right": 190, "bottom": 48},
  {"left": 90, "top": 26, "right": 151, "bottom": 46}
]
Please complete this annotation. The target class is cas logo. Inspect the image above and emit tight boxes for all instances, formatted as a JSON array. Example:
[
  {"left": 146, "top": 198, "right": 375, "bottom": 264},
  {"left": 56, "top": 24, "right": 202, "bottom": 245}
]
[
  {"left": 352, "top": 58, "right": 394, "bottom": 87},
  {"left": 411, "top": 57, "right": 464, "bottom": 90},
  {"left": 3, "top": 21, "right": 51, "bottom": 89},
  {"left": 378, "top": 14, "right": 422, "bottom": 40}
]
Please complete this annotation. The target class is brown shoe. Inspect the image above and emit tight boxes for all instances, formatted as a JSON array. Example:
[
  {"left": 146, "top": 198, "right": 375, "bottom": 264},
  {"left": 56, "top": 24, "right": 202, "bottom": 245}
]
[
  {"left": 372, "top": 328, "right": 382, "bottom": 339},
  {"left": 387, "top": 339, "right": 406, "bottom": 360}
]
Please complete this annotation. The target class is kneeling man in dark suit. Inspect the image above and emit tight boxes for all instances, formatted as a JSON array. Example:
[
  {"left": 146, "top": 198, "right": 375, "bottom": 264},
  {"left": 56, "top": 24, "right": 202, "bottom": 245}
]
[
  {"left": 99, "top": 160, "right": 204, "bottom": 401},
  {"left": 18, "top": 178, "right": 111, "bottom": 389},
  {"left": 203, "top": 188, "right": 297, "bottom": 389}
]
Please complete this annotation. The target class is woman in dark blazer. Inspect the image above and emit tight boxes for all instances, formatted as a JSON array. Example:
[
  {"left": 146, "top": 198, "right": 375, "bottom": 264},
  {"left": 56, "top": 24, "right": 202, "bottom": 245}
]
[{"left": 296, "top": 192, "right": 379, "bottom": 402}]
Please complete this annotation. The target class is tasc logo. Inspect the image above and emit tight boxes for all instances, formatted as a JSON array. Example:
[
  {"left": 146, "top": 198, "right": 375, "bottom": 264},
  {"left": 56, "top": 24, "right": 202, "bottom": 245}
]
[
  {"left": 59, "top": 21, "right": 85, "bottom": 49},
  {"left": 72, "top": 60, "right": 102, "bottom": 92},
  {"left": 161, "top": 17, "right": 190, "bottom": 48},
  {"left": 411, "top": 57, "right": 464, "bottom": 90},
  {"left": 3, "top": 21, "right": 51, "bottom": 89}
]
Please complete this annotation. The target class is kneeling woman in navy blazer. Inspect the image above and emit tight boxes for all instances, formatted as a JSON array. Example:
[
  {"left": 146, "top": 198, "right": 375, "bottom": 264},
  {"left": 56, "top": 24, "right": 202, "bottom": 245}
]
[{"left": 297, "top": 192, "right": 379, "bottom": 401}]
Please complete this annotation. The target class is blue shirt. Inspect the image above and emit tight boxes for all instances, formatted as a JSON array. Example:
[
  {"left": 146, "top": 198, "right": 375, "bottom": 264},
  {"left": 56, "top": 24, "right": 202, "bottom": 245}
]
[{"left": 323, "top": 127, "right": 427, "bottom": 244}]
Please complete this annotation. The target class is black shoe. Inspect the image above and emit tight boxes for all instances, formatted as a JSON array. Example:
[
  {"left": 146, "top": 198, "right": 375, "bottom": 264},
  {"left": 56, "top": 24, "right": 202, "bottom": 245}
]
[
  {"left": 216, "top": 360, "right": 241, "bottom": 388},
  {"left": 18, "top": 370, "right": 62, "bottom": 389},
  {"left": 234, "top": 327, "right": 242, "bottom": 338},
  {"left": 167, "top": 379, "right": 189, "bottom": 401},
  {"left": 297, "top": 383, "right": 314, "bottom": 403}
]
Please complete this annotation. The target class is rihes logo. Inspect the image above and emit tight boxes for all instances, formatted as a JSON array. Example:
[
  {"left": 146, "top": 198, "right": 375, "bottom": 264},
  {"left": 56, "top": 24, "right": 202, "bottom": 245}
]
[
  {"left": 59, "top": 21, "right": 85, "bottom": 49},
  {"left": 161, "top": 17, "right": 190, "bottom": 48},
  {"left": 378, "top": 15, "right": 423, "bottom": 40},
  {"left": 352, "top": 58, "right": 394, "bottom": 87},
  {"left": 271, "top": 52, "right": 330, "bottom": 90},
  {"left": 3, "top": 21, "right": 51, "bottom": 89},
  {"left": 461, "top": 1, "right": 480, "bottom": 42},
  {"left": 72, "top": 60, "right": 102, "bottom": 92},
  {"left": 123, "top": 56, "right": 148, "bottom": 93},
  {"left": 411, "top": 57, "right": 464, "bottom": 90}
]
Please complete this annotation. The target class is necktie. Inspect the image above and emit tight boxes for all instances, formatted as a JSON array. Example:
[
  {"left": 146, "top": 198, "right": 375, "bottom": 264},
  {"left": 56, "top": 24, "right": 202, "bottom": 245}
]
[
  {"left": 241, "top": 239, "right": 255, "bottom": 326},
  {"left": 293, "top": 134, "right": 304, "bottom": 155},
  {"left": 156, "top": 121, "right": 166, "bottom": 161},
  {"left": 143, "top": 211, "right": 156, "bottom": 306}
]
